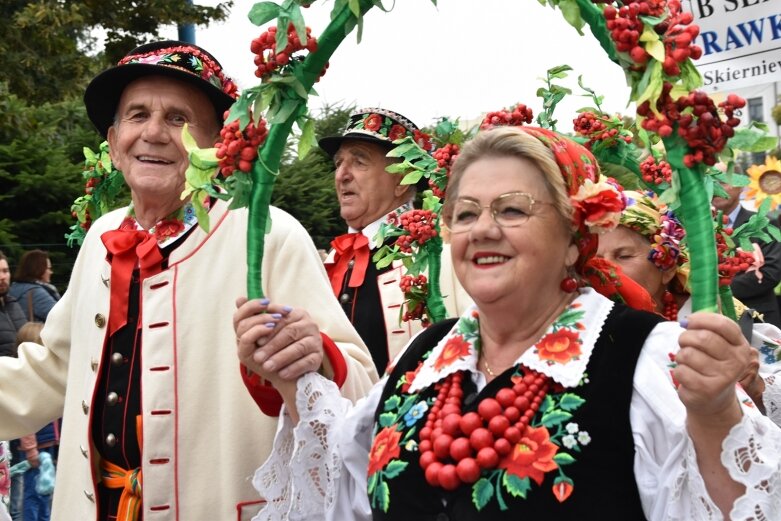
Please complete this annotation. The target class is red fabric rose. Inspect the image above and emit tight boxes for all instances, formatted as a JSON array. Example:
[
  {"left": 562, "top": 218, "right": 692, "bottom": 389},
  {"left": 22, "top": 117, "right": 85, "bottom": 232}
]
[
  {"left": 573, "top": 189, "right": 624, "bottom": 228},
  {"left": 499, "top": 425, "right": 559, "bottom": 485},
  {"left": 401, "top": 361, "right": 424, "bottom": 393},
  {"left": 536, "top": 329, "right": 582, "bottom": 364},
  {"left": 414, "top": 130, "right": 433, "bottom": 151},
  {"left": 433, "top": 334, "right": 471, "bottom": 371},
  {"left": 364, "top": 114, "right": 383, "bottom": 132},
  {"left": 367, "top": 426, "right": 402, "bottom": 477},
  {"left": 388, "top": 124, "right": 408, "bottom": 142},
  {"left": 154, "top": 219, "right": 185, "bottom": 241}
]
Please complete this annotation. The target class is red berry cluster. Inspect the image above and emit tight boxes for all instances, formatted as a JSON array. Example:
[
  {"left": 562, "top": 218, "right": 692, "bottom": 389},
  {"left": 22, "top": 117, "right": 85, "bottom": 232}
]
[
  {"left": 395, "top": 210, "right": 438, "bottom": 253},
  {"left": 603, "top": 0, "right": 701, "bottom": 74},
  {"left": 572, "top": 112, "right": 633, "bottom": 148},
  {"left": 638, "top": 84, "right": 745, "bottom": 167},
  {"left": 418, "top": 371, "right": 551, "bottom": 490},
  {"left": 250, "top": 24, "right": 325, "bottom": 80},
  {"left": 715, "top": 229, "right": 755, "bottom": 286},
  {"left": 400, "top": 274, "right": 428, "bottom": 294},
  {"left": 640, "top": 155, "right": 673, "bottom": 185},
  {"left": 215, "top": 110, "right": 269, "bottom": 177},
  {"left": 480, "top": 103, "right": 533, "bottom": 130},
  {"left": 428, "top": 144, "right": 460, "bottom": 198}
]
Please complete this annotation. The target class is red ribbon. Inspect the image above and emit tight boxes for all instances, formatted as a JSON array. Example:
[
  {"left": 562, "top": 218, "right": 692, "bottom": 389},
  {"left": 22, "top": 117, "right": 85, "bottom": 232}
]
[
  {"left": 326, "top": 232, "right": 370, "bottom": 296},
  {"left": 101, "top": 230, "right": 164, "bottom": 336}
]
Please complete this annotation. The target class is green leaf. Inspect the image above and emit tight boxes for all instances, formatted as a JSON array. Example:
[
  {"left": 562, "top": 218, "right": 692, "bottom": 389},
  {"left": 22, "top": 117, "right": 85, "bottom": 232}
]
[
  {"left": 539, "top": 394, "right": 554, "bottom": 413},
  {"left": 553, "top": 452, "right": 576, "bottom": 466},
  {"left": 383, "top": 459, "right": 408, "bottom": 479},
  {"left": 367, "top": 472, "right": 378, "bottom": 494},
  {"left": 401, "top": 171, "right": 423, "bottom": 185},
  {"left": 348, "top": 0, "right": 361, "bottom": 16},
  {"left": 730, "top": 127, "right": 779, "bottom": 153},
  {"left": 472, "top": 478, "right": 494, "bottom": 510},
  {"left": 248, "top": 1, "right": 281, "bottom": 25},
  {"left": 377, "top": 480, "right": 390, "bottom": 512},
  {"left": 557, "top": 0, "right": 585, "bottom": 35},
  {"left": 269, "top": 99, "right": 299, "bottom": 124},
  {"left": 558, "top": 392, "right": 586, "bottom": 411},
  {"left": 502, "top": 473, "right": 531, "bottom": 498},
  {"left": 298, "top": 119, "right": 316, "bottom": 159},
  {"left": 193, "top": 191, "right": 211, "bottom": 231},
  {"left": 378, "top": 412, "right": 396, "bottom": 427},
  {"left": 540, "top": 409, "right": 573, "bottom": 427},
  {"left": 384, "top": 395, "right": 401, "bottom": 411},
  {"left": 275, "top": 16, "right": 290, "bottom": 51},
  {"left": 288, "top": 4, "right": 307, "bottom": 44},
  {"left": 226, "top": 172, "right": 253, "bottom": 209},
  {"left": 547, "top": 64, "right": 573, "bottom": 78},
  {"left": 645, "top": 39, "right": 665, "bottom": 62}
]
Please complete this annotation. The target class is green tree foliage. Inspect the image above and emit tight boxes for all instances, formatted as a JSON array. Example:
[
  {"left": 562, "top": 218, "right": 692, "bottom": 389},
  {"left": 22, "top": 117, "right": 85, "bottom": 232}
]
[
  {"left": 272, "top": 104, "right": 353, "bottom": 249},
  {"left": 0, "top": 82, "right": 102, "bottom": 287},
  {"left": 1, "top": 0, "right": 232, "bottom": 105}
]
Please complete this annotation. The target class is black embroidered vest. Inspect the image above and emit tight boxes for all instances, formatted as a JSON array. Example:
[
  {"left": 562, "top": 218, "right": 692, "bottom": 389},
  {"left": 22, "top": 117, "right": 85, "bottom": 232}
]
[{"left": 370, "top": 304, "right": 663, "bottom": 520}]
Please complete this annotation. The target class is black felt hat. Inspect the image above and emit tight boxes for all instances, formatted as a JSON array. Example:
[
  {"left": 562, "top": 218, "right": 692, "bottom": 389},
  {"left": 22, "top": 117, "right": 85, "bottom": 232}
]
[
  {"left": 320, "top": 107, "right": 429, "bottom": 190},
  {"left": 84, "top": 40, "right": 238, "bottom": 137}
]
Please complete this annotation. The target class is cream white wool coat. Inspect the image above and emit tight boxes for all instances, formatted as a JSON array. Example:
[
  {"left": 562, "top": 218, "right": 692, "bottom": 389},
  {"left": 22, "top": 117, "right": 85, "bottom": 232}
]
[{"left": 0, "top": 200, "right": 377, "bottom": 521}]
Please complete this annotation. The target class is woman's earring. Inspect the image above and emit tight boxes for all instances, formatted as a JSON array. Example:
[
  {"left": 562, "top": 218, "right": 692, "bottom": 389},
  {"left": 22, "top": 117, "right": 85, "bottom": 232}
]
[{"left": 560, "top": 273, "right": 578, "bottom": 293}]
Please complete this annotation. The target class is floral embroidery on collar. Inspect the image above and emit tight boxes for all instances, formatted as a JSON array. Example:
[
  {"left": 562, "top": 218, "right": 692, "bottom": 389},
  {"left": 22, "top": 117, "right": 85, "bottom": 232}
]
[
  {"left": 119, "top": 200, "right": 205, "bottom": 248},
  {"left": 407, "top": 288, "right": 614, "bottom": 393}
]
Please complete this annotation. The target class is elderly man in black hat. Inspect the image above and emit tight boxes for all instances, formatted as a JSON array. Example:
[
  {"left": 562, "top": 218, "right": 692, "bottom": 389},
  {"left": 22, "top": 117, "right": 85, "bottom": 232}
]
[
  {"left": 0, "top": 41, "right": 376, "bottom": 521},
  {"left": 320, "top": 108, "right": 469, "bottom": 374}
]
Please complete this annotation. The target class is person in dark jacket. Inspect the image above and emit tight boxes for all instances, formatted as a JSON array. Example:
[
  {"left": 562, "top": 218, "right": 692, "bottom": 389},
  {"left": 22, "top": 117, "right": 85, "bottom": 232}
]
[
  {"left": 0, "top": 251, "right": 26, "bottom": 521},
  {"left": 0, "top": 251, "right": 26, "bottom": 357},
  {"left": 713, "top": 164, "right": 781, "bottom": 327},
  {"left": 8, "top": 250, "right": 60, "bottom": 323}
]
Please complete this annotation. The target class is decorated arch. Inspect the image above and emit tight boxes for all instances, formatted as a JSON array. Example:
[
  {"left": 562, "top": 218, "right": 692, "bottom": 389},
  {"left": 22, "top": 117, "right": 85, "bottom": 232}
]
[{"left": 72, "top": 0, "right": 779, "bottom": 323}]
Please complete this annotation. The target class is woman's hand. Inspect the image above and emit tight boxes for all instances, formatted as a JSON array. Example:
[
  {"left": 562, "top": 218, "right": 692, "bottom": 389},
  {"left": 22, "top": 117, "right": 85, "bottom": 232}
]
[
  {"left": 673, "top": 312, "right": 752, "bottom": 515},
  {"left": 234, "top": 297, "right": 324, "bottom": 388},
  {"left": 674, "top": 312, "right": 750, "bottom": 422}
]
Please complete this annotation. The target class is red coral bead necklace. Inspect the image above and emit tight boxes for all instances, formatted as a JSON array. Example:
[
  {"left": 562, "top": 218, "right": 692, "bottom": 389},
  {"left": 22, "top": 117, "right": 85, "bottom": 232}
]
[{"left": 418, "top": 369, "right": 551, "bottom": 491}]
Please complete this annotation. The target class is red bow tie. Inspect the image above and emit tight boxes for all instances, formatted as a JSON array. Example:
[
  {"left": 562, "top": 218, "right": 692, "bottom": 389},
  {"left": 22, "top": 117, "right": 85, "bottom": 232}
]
[
  {"left": 101, "top": 229, "right": 164, "bottom": 336},
  {"left": 327, "top": 232, "right": 371, "bottom": 296}
]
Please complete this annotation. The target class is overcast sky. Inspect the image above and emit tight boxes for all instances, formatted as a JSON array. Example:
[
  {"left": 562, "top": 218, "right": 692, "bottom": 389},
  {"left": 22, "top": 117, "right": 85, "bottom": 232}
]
[{"left": 174, "top": 0, "right": 633, "bottom": 131}]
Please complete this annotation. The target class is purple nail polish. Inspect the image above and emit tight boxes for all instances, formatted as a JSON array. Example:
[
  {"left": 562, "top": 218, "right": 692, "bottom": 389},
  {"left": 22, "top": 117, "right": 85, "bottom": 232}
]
[
  {"left": 271, "top": 313, "right": 282, "bottom": 319},
  {"left": 282, "top": 305, "right": 293, "bottom": 313},
  {"left": 679, "top": 318, "right": 688, "bottom": 329},
  {"left": 259, "top": 298, "right": 270, "bottom": 306},
  {"left": 265, "top": 322, "right": 276, "bottom": 328}
]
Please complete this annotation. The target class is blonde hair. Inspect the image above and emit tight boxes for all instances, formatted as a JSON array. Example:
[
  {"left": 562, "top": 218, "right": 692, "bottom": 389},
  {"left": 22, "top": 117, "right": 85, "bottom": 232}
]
[{"left": 446, "top": 127, "right": 574, "bottom": 224}]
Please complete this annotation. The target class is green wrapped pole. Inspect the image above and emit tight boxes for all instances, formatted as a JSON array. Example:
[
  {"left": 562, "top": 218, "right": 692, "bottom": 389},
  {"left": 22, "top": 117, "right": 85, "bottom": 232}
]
[
  {"left": 246, "top": 0, "right": 376, "bottom": 299},
  {"left": 719, "top": 285, "right": 738, "bottom": 322},
  {"left": 663, "top": 133, "right": 718, "bottom": 312},
  {"left": 424, "top": 237, "right": 447, "bottom": 323}
]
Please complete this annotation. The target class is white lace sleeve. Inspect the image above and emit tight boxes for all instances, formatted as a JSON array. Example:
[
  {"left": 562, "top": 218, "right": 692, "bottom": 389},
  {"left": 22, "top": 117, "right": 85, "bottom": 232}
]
[
  {"left": 632, "top": 322, "right": 781, "bottom": 521},
  {"left": 252, "top": 372, "right": 384, "bottom": 521},
  {"left": 761, "top": 373, "right": 781, "bottom": 427}
]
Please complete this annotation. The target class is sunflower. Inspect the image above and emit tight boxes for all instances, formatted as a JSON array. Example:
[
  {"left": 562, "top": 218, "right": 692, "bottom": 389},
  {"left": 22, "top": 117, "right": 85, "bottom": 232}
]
[{"left": 746, "top": 156, "right": 781, "bottom": 209}]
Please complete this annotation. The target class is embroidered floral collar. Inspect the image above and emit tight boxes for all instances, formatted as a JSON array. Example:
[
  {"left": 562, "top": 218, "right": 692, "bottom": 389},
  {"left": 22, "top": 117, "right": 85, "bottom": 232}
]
[
  {"left": 407, "top": 288, "right": 614, "bottom": 393},
  {"left": 349, "top": 201, "right": 413, "bottom": 249},
  {"left": 119, "top": 200, "right": 205, "bottom": 248}
]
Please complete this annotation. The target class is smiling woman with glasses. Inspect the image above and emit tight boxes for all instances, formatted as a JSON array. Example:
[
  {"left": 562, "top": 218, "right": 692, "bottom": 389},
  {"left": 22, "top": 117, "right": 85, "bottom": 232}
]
[{"left": 239, "top": 126, "right": 781, "bottom": 521}]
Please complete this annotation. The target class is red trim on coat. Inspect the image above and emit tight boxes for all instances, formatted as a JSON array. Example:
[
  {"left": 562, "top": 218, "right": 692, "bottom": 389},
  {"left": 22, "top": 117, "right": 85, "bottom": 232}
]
[
  {"left": 236, "top": 500, "right": 265, "bottom": 521},
  {"left": 321, "top": 332, "right": 347, "bottom": 388}
]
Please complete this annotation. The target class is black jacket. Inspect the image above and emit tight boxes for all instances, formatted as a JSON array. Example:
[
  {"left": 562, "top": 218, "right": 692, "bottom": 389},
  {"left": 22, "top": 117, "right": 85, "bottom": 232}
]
[
  {"left": 0, "top": 295, "right": 27, "bottom": 357},
  {"left": 731, "top": 207, "right": 781, "bottom": 327}
]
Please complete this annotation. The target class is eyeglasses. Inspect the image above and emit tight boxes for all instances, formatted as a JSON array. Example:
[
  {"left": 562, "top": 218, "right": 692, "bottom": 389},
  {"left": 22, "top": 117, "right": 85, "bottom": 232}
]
[{"left": 442, "top": 192, "right": 551, "bottom": 233}]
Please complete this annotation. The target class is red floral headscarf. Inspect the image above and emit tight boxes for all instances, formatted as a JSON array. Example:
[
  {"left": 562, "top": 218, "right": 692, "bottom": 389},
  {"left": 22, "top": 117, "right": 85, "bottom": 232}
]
[{"left": 518, "top": 127, "right": 656, "bottom": 312}]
